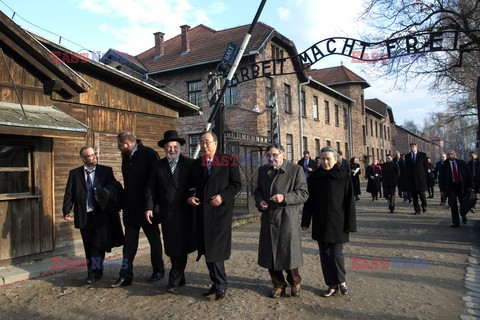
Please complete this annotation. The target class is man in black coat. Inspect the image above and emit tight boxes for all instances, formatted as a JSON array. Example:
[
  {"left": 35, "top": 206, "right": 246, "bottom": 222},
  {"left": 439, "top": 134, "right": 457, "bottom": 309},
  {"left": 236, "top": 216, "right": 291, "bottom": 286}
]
[
  {"left": 187, "top": 131, "right": 242, "bottom": 301},
  {"left": 297, "top": 151, "right": 318, "bottom": 178},
  {"left": 63, "top": 146, "right": 123, "bottom": 284},
  {"left": 381, "top": 154, "right": 400, "bottom": 213},
  {"left": 145, "top": 130, "right": 196, "bottom": 293},
  {"left": 439, "top": 150, "right": 473, "bottom": 227},
  {"left": 112, "top": 132, "right": 164, "bottom": 288},
  {"left": 405, "top": 143, "right": 429, "bottom": 215},
  {"left": 434, "top": 153, "right": 447, "bottom": 205},
  {"left": 467, "top": 151, "right": 480, "bottom": 194}
]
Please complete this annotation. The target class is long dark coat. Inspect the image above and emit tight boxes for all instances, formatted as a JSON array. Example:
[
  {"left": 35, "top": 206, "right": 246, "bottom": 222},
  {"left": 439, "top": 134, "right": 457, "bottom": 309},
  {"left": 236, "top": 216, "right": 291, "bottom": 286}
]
[
  {"left": 302, "top": 165, "right": 356, "bottom": 243},
  {"left": 366, "top": 165, "right": 381, "bottom": 194},
  {"left": 350, "top": 163, "right": 361, "bottom": 196},
  {"left": 426, "top": 162, "right": 435, "bottom": 187},
  {"left": 121, "top": 141, "right": 159, "bottom": 227},
  {"left": 405, "top": 151, "right": 428, "bottom": 192},
  {"left": 189, "top": 152, "right": 242, "bottom": 263},
  {"left": 62, "top": 165, "right": 124, "bottom": 252},
  {"left": 466, "top": 159, "right": 480, "bottom": 192},
  {"left": 381, "top": 161, "right": 400, "bottom": 198},
  {"left": 398, "top": 159, "right": 409, "bottom": 192},
  {"left": 255, "top": 161, "right": 308, "bottom": 270},
  {"left": 145, "top": 155, "right": 196, "bottom": 258}
]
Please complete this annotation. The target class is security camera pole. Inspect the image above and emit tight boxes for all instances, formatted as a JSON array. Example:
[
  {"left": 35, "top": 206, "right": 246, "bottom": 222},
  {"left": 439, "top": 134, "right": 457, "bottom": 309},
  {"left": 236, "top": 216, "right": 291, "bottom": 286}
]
[{"left": 193, "top": 0, "right": 267, "bottom": 159}]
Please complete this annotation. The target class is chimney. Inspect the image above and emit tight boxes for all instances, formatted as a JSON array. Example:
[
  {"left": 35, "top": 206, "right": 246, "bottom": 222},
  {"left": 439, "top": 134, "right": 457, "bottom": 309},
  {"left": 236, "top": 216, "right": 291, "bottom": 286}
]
[
  {"left": 153, "top": 31, "right": 164, "bottom": 58},
  {"left": 180, "top": 25, "right": 190, "bottom": 54}
]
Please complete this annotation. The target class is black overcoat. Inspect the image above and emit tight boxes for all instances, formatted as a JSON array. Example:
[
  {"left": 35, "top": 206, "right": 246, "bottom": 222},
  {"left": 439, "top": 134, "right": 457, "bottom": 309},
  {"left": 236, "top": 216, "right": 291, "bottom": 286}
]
[
  {"left": 381, "top": 162, "right": 399, "bottom": 188},
  {"left": 145, "top": 155, "right": 196, "bottom": 257},
  {"left": 190, "top": 152, "right": 242, "bottom": 263},
  {"left": 439, "top": 159, "right": 472, "bottom": 195},
  {"left": 350, "top": 163, "right": 361, "bottom": 196},
  {"left": 62, "top": 165, "right": 124, "bottom": 252},
  {"left": 405, "top": 151, "right": 428, "bottom": 192},
  {"left": 121, "top": 141, "right": 159, "bottom": 227},
  {"left": 302, "top": 165, "right": 356, "bottom": 244},
  {"left": 366, "top": 165, "right": 381, "bottom": 194}
]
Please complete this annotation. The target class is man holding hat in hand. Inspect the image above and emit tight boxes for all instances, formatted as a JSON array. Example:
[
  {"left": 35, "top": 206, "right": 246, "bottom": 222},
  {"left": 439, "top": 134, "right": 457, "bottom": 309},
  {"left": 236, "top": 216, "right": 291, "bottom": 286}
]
[{"left": 145, "top": 130, "right": 196, "bottom": 293}]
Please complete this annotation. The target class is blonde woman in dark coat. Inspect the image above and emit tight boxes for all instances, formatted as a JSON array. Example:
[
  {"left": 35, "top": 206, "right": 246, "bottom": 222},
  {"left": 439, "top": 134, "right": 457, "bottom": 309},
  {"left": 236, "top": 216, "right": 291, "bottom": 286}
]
[{"left": 302, "top": 146, "right": 356, "bottom": 297}]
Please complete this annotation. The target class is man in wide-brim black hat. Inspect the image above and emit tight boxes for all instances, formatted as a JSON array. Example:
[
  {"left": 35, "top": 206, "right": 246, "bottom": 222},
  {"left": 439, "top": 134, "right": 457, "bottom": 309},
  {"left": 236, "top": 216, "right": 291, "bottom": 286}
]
[
  {"left": 146, "top": 129, "right": 196, "bottom": 293},
  {"left": 157, "top": 130, "right": 186, "bottom": 148}
]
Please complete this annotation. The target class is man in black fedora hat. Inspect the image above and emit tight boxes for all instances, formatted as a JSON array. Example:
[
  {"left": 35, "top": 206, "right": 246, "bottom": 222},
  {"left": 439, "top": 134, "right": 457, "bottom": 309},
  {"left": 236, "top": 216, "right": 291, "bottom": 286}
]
[{"left": 145, "top": 130, "right": 196, "bottom": 293}]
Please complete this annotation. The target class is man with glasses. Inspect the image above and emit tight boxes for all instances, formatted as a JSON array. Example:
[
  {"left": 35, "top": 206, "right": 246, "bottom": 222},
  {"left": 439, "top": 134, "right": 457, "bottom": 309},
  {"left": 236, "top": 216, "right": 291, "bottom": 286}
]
[
  {"left": 187, "top": 131, "right": 242, "bottom": 301},
  {"left": 405, "top": 143, "right": 429, "bottom": 215},
  {"left": 63, "top": 146, "right": 121, "bottom": 284},
  {"left": 255, "top": 144, "right": 308, "bottom": 298}
]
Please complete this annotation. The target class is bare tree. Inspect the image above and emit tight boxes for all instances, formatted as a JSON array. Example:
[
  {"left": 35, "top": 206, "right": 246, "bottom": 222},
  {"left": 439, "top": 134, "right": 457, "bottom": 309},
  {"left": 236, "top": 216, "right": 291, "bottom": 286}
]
[{"left": 360, "top": 0, "right": 480, "bottom": 121}]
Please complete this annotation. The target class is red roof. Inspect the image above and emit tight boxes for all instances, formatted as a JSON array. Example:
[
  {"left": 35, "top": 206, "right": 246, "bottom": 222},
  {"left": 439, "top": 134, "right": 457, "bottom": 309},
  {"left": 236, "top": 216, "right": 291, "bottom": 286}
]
[
  {"left": 136, "top": 23, "right": 275, "bottom": 73},
  {"left": 307, "top": 65, "right": 370, "bottom": 88}
]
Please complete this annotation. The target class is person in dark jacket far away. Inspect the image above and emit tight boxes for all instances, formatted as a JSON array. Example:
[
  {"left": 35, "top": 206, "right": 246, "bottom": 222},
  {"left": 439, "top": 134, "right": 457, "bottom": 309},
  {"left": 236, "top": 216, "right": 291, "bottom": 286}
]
[{"left": 381, "top": 154, "right": 400, "bottom": 213}]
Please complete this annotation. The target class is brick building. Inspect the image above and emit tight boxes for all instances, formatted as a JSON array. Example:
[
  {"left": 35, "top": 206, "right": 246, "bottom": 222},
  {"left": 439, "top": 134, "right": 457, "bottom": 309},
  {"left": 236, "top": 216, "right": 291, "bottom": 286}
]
[
  {"left": 364, "top": 98, "right": 395, "bottom": 163},
  {"left": 393, "top": 125, "right": 443, "bottom": 161}
]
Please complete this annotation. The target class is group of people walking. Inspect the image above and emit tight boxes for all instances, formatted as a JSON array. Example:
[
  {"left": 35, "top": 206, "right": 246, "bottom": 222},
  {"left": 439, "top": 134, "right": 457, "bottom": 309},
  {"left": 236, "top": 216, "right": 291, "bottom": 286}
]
[
  {"left": 63, "top": 131, "right": 357, "bottom": 301},
  {"left": 361, "top": 143, "right": 478, "bottom": 228}
]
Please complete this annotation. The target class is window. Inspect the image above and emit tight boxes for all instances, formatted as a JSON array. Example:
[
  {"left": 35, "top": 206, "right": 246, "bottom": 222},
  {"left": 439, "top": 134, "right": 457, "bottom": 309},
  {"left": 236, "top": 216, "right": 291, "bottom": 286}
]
[
  {"left": 362, "top": 125, "right": 366, "bottom": 145},
  {"left": 224, "top": 82, "right": 238, "bottom": 106},
  {"left": 365, "top": 118, "right": 368, "bottom": 136},
  {"left": 377, "top": 148, "right": 380, "bottom": 160},
  {"left": 265, "top": 77, "right": 273, "bottom": 106},
  {"left": 315, "top": 139, "right": 320, "bottom": 157},
  {"left": 271, "top": 44, "right": 284, "bottom": 60},
  {"left": 334, "top": 105, "right": 339, "bottom": 126},
  {"left": 188, "top": 80, "right": 202, "bottom": 108},
  {"left": 303, "top": 136, "right": 308, "bottom": 153},
  {"left": 325, "top": 101, "right": 330, "bottom": 124},
  {"left": 387, "top": 127, "right": 390, "bottom": 141},
  {"left": 301, "top": 91, "right": 306, "bottom": 118},
  {"left": 0, "top": 145, "right": 32, "bottom": 195},
  {"left": 286, "top": 134, "right": 293, "bottom": 161},
  {"left": 380, "top": 123, "right": 383, "bottom": 139},
  {"left": 336, "top": 142, "right": 341, "bottom": 153},
  {"left": 375, "top": 122, "right": 378, "bottom": 137},
  {"left": 343, "top": 107, "right": 348, "bottom": 128},
  {"left": 367, "top": 147, "right": 370, "bottom": 161},
  {"left": 189, "top": 134, "right": 201, "bottom": 158},
  {"left": 284, "top": 84, "right": 291, "bottom": 113},
  {"left": 326, "top": 140, "right": 331, "bottom": 146},
  {"left": 370, "top": 119, "right": 373, "bottom": 136},
  {"left": 313, "top": 96, "right": 319, "bottom": 120},
  {"left": 345, "top": 143, "right": 349, "bottom": 159},
  {"left": 361, "top": 94, "right": 365, "bottom": 114}
]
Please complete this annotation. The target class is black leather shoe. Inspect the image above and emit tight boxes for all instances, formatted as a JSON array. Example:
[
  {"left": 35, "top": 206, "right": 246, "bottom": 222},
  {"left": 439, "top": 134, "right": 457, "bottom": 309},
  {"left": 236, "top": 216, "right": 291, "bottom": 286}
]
[
  {"left": 462, "top": 215, "right": 468, "bottom": 224},
  {"left": 422, "top": 207, "right": 427, "bottom": 213},
  {"left": 320, "top": 287, "right": 338, "bottom": 297},
  {"left": 86, "top": 275, "right": 97, "bottom": 285},
  {"left": 339, "top": 283, "right": 349, "bottom": 295},
  {"left": 111, "top": 277, "right": 132, "bottom": 288},
  {"left": 215, "top": 289, "right": 226, "bottom": 300},
  {"left": 166, "top": 285, "right": 179, "bottom": 294},
  {"left": 147, "top": 270, "right": 165, "bottom": 283},
  {"left": 450, "top": 224, "right": 460, "bottom": 228},
  {"left": 202, "top": 285, "right": 216, "bottom": 297}
]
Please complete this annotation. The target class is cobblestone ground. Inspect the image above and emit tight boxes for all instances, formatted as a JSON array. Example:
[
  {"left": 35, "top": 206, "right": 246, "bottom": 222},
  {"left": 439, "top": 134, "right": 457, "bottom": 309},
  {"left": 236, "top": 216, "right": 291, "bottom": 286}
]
[{"left": 1, "top": 190, "right": 478, "bottom": 320}]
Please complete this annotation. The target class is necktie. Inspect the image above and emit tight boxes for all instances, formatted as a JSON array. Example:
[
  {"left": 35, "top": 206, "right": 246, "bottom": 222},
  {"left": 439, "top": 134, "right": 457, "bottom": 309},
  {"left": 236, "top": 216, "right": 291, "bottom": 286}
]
[
  {"left": 304, "top": 160, "right": 308, "bottom": 172},
  {"left": 473, "top": 161, "right": 476, "bottom": 177},
  {"left": 207, "top": 159, "right": 212, "bottom": 175},
  {"left": 452, "top": 161, "right": 459, "bottom": 184},
  {"left": 412, "top": 153, "right": 416, "bottom": 162},
  {"left": 85, "top": 169, "right": 95, "bottom": 210},
  {"left": 170, "top": 161, "right": 176, "bottom": 174}
]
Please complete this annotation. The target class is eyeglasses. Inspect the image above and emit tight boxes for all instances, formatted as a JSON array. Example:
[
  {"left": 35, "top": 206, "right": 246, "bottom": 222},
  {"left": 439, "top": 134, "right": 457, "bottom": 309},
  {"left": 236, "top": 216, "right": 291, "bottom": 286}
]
[
  {"left": 267, "top": 153, "right": 280, "bottom": 158},
  {"left": 199, "top": 140, "right": 215, "bottom": 145}
]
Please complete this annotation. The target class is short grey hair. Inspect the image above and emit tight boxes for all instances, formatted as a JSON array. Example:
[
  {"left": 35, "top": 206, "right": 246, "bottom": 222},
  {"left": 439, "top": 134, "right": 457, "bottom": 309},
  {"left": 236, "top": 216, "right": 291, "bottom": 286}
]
[
  {"left": 266, "top": 144, "right": 285, "bottom": 154},
  {"left": 320, "top": 146, "right": 340, "bottom": 162}
]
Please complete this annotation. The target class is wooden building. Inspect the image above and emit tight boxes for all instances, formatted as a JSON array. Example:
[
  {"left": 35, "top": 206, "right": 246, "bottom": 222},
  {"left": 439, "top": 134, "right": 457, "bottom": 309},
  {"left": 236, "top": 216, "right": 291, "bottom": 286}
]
[{"left": 0, "top": 11, "right": 199, "bottom": 267}]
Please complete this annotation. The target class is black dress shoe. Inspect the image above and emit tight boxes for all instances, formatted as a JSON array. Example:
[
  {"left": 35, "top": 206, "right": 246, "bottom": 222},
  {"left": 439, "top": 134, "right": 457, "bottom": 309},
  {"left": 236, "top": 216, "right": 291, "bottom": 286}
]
[
  {"left": 215, "top": 289, "right": 226, "bottom": 300},
  {"left": 450, "top": 224, "right": 460, "bottom": 228},
  {"left": 86, "top": 275, "right": 97, "bottom": 285},
  {"left": 339, "top": 284, "right": 349, "bottom": 295},
  {"left": 147, "top": 270, "right": 165, "bottom": 283},
  {"left": 320, "top": 287, "right": 338, "bottom": 297},
  {"left": 462, "top": 215, "right": 468, "bottom": 224},
  {"left": 422, "top": 207, "right": 427, "bottom": 213},
  {"left": 166, "top": 286, "right": 179, "bottom": 294},
  {"left": 111, "top": 277, "right": 132, "bottom": 288},
  {"left": 202, "top": 285, "right": 216, "bottom": 297}
]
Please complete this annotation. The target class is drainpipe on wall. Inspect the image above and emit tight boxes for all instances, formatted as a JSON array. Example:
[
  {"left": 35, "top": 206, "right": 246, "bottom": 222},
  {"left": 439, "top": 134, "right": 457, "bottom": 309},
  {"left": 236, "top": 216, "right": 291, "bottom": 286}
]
[
  {"left": 299, "top": 76, "right": 311, "bottom": 155},
  {"left": 348, "top": 101, "right": 354, "bottom": 160}
]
